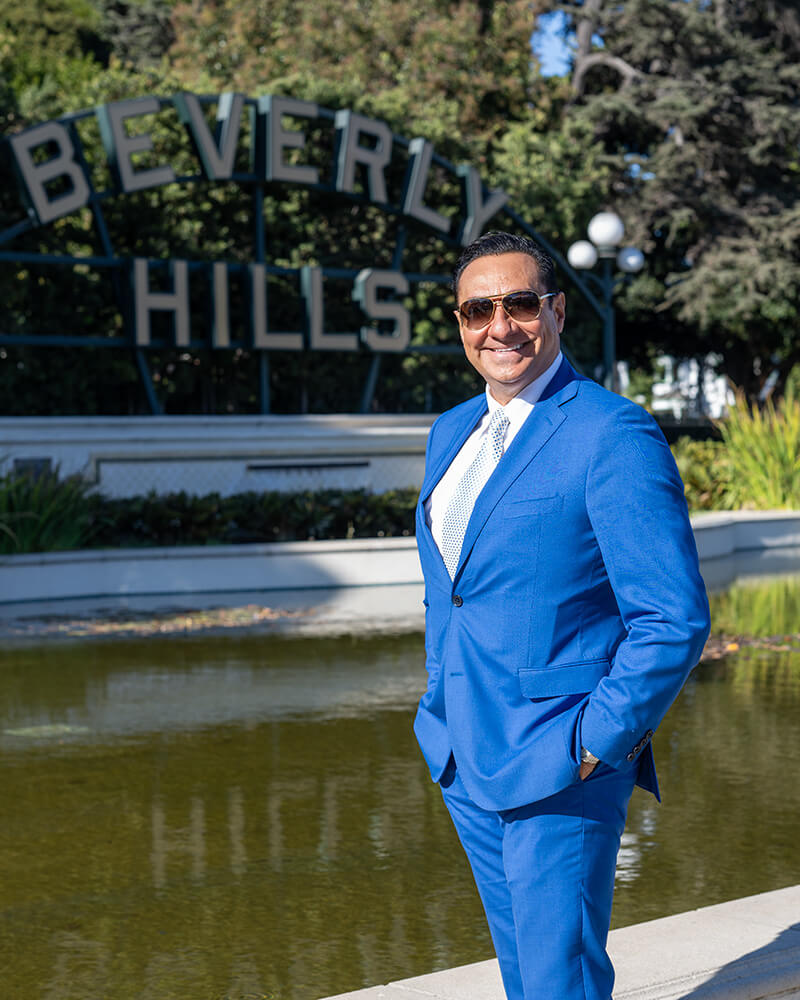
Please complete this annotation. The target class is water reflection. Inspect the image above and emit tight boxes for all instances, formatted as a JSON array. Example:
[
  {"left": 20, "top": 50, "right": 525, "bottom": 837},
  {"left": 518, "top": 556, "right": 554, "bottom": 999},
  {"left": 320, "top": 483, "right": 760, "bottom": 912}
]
[
  {"left": 0, "top": 578, "right": 799, "bottom": 1000},
  {"left": 0, "top": 634, "right": 485, "bottom": 1000}
]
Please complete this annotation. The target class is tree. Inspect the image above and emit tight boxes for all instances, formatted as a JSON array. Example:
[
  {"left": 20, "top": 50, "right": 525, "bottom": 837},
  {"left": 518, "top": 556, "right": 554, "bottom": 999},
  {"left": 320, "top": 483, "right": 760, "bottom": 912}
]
[
  {"left": 561, "top": 0, "right": 800, "bottom": 400},
  {"left": 168, "top": 0, "right": 538, "bottom": 162},
  {"left": 99, "top": 0, "right": 175, "bottom": 68}
]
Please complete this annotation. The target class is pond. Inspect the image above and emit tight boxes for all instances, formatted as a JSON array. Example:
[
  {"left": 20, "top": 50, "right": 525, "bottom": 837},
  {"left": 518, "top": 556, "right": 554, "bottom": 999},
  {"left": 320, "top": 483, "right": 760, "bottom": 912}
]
[{"left": 1, "top": 573, "right": 799, "bottom": 1000}]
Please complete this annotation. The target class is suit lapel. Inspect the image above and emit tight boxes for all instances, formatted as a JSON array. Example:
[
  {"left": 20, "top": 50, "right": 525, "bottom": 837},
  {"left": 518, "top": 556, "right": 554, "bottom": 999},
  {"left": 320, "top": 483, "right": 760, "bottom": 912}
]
[
  {"left": 419, "top": 395, "right": 487, "bottom": 505},
  {"left": 416, "top": 394, "right": 487, "bottom": 582}
]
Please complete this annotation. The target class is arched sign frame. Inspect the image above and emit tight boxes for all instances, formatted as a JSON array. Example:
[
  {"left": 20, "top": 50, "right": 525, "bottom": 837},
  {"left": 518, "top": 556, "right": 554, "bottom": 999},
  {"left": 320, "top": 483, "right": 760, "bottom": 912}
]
[{"left": 0, "top": 93, "right": 607, "bottom": 414}]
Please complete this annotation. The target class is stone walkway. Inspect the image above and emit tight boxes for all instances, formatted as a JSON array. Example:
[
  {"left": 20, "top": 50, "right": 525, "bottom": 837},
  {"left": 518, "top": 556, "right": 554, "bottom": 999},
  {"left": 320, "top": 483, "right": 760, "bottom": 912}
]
[{"left": 321, "top": 884, "right": 800, "bottom": 1000}]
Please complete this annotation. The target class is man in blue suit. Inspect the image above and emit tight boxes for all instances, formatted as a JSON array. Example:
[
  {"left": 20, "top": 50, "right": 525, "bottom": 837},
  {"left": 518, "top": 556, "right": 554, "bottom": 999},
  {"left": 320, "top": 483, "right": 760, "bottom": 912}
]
[{"left": 414, "top": 232, "right": 709, "bottom": 999}]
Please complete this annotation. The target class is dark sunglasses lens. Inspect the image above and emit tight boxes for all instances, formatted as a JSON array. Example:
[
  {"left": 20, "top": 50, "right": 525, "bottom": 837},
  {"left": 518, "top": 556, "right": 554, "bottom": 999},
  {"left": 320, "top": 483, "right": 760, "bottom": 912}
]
[
  {"left": 461, "top": 299, "right": 495, "bottom": 329},
  {"left": 504, "top": 291, "right": 541, "bottom": 322}
]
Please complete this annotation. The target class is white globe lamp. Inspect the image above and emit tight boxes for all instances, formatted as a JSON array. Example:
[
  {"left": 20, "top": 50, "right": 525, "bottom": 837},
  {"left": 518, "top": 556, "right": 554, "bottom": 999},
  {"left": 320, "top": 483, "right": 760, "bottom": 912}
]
[
  {"left": 567, "top": 240, "right": 598, "bottom": 270},
  {"left": 587, "top": 211, "right": 625, "bottom": 251},
  {"left": 616, "top": 246, "right": 645, "bottom": 274}
]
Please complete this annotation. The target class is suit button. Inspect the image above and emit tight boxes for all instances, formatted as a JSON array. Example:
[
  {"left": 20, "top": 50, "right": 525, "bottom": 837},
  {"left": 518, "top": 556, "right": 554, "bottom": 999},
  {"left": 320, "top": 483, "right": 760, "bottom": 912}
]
[{"left": 452, "top": 595, "right": 463, "bottom": 607}]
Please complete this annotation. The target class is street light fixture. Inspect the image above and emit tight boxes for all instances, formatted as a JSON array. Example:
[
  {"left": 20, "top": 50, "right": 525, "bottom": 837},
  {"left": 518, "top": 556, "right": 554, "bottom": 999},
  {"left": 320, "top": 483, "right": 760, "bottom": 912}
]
[{"left": 567, "top": 211, "right": 644, "bottom": 391}]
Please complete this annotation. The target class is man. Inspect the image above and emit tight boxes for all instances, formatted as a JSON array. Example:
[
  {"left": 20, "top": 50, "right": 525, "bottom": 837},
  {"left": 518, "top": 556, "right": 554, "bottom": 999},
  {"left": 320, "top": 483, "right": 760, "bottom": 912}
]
[{"left": 414, "top": 231, "right": 709, "bottom": 1000}]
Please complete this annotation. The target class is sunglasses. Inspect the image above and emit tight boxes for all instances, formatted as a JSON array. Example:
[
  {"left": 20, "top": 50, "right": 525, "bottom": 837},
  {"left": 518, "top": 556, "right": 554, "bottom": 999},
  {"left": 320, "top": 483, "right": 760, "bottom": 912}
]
[{"left": 456, "top": 290, "right": 558, "bottom": 332}]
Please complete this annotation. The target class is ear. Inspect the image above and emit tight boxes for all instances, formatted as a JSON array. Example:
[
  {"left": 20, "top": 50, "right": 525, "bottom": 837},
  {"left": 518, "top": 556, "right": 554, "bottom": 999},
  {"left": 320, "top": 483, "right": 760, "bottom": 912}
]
[
  {"left": 454, "top": 310, "right": 467, "bottom": 347},
  {"left": 553, "top": 291, "right": 566, "bottom": 333}
]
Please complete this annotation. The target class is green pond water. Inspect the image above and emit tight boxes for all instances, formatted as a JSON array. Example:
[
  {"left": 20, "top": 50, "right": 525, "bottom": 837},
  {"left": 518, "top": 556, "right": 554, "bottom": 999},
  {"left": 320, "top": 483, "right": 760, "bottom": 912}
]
[{"left": 1, "top": 575, "right": 800, "bottom": 1000}]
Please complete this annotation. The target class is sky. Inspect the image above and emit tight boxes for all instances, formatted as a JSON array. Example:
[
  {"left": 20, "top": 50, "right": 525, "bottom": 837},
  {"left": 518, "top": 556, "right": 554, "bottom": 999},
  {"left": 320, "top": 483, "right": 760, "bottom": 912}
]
[{"left": 531, "top": 11, "right": 573, "bottom": 77}]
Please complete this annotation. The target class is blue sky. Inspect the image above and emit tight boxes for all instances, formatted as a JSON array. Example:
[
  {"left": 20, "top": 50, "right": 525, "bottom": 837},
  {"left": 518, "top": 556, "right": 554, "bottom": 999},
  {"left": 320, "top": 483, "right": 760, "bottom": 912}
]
[{"left": 532, "top": 11, "right": 573, "bottom": 77}]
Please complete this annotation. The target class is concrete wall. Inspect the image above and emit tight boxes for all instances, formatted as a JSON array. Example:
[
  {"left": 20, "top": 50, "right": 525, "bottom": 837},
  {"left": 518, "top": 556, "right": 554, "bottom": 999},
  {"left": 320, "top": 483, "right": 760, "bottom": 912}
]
[
  {"left": 0, "top": 536, "right": 425, "bottom": 629},
  {"left": 0, "top": 414, "right": 434, "bottom": 497},
  {"left": 2, "top": 511, "right": 800, "bottom": 626}
]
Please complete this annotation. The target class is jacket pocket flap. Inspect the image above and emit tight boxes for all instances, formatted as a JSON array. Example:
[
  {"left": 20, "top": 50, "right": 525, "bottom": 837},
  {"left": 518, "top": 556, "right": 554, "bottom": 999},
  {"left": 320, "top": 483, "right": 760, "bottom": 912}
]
[
  {"left": 519, "top": 658, "right": 610, "bottom": 698},
  {"left": 503, "top": 495, "right": 562, "bottom": 518}
]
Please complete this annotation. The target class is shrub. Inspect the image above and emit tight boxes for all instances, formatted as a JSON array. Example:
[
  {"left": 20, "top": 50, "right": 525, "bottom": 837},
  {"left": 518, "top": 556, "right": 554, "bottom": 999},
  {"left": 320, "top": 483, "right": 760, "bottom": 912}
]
[
  {"left": 0, "top": 469, "right": 94, "bottom": 554},
  {"left": 671, "top": 437, "right": 732, "bottom": 512},
  {"left": 85, "top": 487, "right": 419, "bottom": 548},
  {"left": 717, "top": 387, "right": 800, "bottom": 509}
]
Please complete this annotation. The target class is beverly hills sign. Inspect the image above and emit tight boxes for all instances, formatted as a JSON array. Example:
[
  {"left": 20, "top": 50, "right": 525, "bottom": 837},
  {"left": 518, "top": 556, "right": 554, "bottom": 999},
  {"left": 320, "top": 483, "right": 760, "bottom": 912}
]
[{"left": 4, "top": 93, "right": 513, "bottom": 358}]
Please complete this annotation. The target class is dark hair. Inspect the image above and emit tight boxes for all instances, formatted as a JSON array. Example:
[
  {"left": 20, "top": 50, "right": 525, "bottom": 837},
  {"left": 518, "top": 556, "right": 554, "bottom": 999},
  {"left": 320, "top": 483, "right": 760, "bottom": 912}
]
[{"left": 452, "top": 231, "right": 558, "bottom": 300}]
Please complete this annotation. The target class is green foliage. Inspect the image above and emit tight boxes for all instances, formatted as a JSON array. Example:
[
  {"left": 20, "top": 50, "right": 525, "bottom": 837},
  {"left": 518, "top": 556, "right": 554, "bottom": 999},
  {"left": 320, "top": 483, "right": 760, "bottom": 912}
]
[
  {"left": 673, "top": 387, "right": 800, "bottom": 511},
  {"left": 670, "top": 436, "right": 732, "bottom": 512},
  {"left": 168, "top": 0, "right": 541, "bottom": 160},
  {"left": 716, "top": 387, "right": 800, "bottom": 510},
  {"left": 710, "top": 575, "right": 800, "bottom": 639},
  {"left": 0, "top": 473, "right": 418, "bottom": 552},
  {"left": 0, "top": 469, "right": 94, "bottom": 553},
  {"left": 85, "top": 487, "right": 418, "bottom": 547},
  {"left": 564, "top": 0, "right": 800, "bottom": 396},
  {"left": 491, "top": 105, "right": 611, "bottom": 244},
  {"left": 98, "top": 0, "right": 175, "bottom": 68}
]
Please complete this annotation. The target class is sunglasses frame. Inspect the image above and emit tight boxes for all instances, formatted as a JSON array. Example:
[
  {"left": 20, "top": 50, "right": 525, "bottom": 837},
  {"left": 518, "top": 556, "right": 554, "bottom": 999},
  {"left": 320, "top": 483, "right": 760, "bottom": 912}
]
[{"left": 455, "top": 290, "right": 558, "bottom": 331}]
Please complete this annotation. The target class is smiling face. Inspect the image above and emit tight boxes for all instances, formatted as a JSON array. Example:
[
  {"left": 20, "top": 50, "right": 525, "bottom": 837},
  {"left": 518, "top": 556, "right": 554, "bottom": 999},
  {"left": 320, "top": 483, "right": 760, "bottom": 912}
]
[{"left": 455, "top": 252, "right": 565, "bottom": 404}]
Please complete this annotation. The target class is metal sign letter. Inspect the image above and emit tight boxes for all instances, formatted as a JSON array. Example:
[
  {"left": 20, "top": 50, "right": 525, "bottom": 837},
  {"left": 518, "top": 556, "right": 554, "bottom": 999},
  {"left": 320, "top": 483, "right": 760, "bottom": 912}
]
[
  {"left": 261, "top": 95, "right": 320, "bottom": 185},
  {"left": 133, "top": 258, "right": 190, "bottom": 346},
  {"left": 250, "top": 263, "right": 303, "bottom": 350},
  {"left": 402, "top": 138, "right": 449, "bottom": 233},
  {"left": 303, "top": 266, "right": 358, "bottom": 351},
  {"left": 175, "top": 92, "right": 245, "bottom": 181},
  {"left": 98, "top": 97, "right": 177, "bottom": 193},
  {"left": 334, "top": 110, "right": 392, "bottom": 204},
  {"left": 9, "top": 121, "right": 91, "bottom": 225},
  {"left": 458, "top": 164, "right": 508, "bottom": 246},
  {"left": 353, "top": 270, "right": 410, "bottom": 352}
]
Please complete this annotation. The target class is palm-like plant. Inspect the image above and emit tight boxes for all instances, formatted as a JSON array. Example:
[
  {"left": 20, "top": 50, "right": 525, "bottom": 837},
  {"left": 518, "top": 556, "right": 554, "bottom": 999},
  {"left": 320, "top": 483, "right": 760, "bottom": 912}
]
[
  {"left": 717, "top": 387, "right": 800, "bottom": 510},
  {"left": 0, "top": 469, "right": 93, "bottom": 554}
]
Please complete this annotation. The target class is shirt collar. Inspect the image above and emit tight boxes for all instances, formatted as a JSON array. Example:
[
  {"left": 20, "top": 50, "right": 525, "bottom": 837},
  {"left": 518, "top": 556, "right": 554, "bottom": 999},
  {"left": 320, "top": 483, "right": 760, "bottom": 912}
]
[{"left": 485, "top": 351, "right": 564, "bottom": 414}]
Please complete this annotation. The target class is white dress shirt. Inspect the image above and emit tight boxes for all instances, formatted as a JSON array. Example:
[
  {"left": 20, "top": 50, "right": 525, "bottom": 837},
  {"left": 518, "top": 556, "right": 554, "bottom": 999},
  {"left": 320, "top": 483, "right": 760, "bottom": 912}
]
[{"left": 425, "top": 352, "right": 563, "bottom": 556}]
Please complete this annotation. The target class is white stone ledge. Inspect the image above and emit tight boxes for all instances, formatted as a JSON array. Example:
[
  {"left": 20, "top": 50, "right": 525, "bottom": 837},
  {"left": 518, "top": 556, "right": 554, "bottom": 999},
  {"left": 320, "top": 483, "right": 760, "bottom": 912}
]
[
  {"left": 0, "top": 414, "right": 435, "bottom": 497},
  {"left": 320, "top": 884, "right": 800, "bottom": 1000},
  {"left": 692, "top": 509, "right": 800, "bottom": 560},
  {"left": 0, "top": 537, "right": 424, "bottom": 623},
  {"left": 2, "top": 512, "right": 800, "bottom": 621}
]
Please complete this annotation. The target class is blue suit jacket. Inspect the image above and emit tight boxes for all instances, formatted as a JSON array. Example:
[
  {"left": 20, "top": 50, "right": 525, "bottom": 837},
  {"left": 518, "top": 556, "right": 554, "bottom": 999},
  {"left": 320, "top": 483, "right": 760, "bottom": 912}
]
[{"left": 414, "top": 359, "right": 710, "bottom": 812}]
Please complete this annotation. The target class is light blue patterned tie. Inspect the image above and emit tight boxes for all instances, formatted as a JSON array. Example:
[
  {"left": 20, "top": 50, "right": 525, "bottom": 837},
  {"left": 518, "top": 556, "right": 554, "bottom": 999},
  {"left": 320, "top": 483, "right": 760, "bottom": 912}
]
[{"left": 440, "top": 407, "right": 509, "bottom": 579}]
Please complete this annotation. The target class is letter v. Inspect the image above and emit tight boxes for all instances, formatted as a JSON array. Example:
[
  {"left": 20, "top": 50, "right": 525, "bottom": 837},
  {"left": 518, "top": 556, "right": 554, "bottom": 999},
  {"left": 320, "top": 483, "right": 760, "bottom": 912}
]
[{"left": 174, "top": 92, "right": 245, "bottom": 181}]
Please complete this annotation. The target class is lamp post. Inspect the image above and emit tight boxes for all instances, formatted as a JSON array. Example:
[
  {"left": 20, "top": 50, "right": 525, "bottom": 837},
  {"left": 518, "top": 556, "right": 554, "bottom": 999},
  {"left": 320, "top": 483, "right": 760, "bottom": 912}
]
[{"left": 567, "top": 211, "right": 644, "bottom": 392}]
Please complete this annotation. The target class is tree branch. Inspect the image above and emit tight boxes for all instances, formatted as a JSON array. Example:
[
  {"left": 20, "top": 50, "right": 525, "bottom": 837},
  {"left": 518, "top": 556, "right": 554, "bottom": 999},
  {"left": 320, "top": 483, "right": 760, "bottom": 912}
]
[
  {"left": 574, "top": 0, "right": 604, "bottom": 65},
  {"left": 715, "top": 0, "right": 728, "bottom": 34},
  {"left": 572, "top": 51, "right": 643, "bottom": 95}
]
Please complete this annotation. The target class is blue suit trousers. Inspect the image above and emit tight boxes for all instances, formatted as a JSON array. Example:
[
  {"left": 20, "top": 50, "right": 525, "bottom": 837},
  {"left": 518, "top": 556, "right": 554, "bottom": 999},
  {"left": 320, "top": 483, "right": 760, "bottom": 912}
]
[{"left": 440, "top": 757, "right": 636, "bottom": 1000}]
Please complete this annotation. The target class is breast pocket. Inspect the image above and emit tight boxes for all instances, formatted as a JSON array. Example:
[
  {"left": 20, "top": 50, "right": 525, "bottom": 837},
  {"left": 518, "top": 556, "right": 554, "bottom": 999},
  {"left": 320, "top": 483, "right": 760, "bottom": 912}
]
[{"left": 503, "top": 495, "right": 563, "bottom": 519}]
